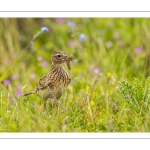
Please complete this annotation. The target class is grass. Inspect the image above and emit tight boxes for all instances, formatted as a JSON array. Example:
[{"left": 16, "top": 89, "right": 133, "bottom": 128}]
[{"left": 1, "top": 18, "right": 150, "bottom": 132}]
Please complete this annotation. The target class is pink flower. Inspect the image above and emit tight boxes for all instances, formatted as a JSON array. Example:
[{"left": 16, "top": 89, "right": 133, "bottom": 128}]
[
  {"left": 41, "top": 60, "right": 48, "bottom": 67},
  {"left": 56, "top": 18, "right": 65, "bottom": 24},
  {"left": 16, "top": 90, "right": 22, "bottom": 97},
  {"left": 3, "top": 79, "right": 10, "bottom": 85},
  {"left": 135, "top": 47, "right": 141, "bottom": 53},
  {"left": 105, "top": 41, "right": 113, "bottom": 48},
  {"left": 94, "top": 68, "right": 100, "bottom": 74},
  {"left": 17, "top": 84, "right": 22, "bottom": 89}
]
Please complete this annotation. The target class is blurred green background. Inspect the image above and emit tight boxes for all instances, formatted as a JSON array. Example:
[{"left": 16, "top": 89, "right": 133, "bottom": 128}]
[{"left": 0, "top": 18, "right": 150, "bottom": 132}]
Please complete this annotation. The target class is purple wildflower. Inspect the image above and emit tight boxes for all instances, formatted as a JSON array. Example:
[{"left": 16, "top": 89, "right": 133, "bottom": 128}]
[
  {"left": 56, "top": 18, "right": 65, "bottom": 24},
  {"left": 41, "top": 26, "right": 49, "bottom": 32},
  {"left": 94, "top": 68, "right": 100, "bottom": 74},
  {"left": 17, "top": 84, "right": 22, "bottom": 89},
  {"left": 16, "top": 90, "right": 22, "bottom": 97},
  {"left": 3, "top": 79, "right": 10, "bottom": 85},
  {"left": 41, "top": 60, "right": 48, "bottom": 67},
  {"left": 67, "top": 21, "right": 76, "bottom": 28},
  {"left": 79, "top": 34, "right": 86, "bottom": 43},
  {"left": 135, "top": 47, "right": 141, "bottom": 53},
  {"left": 105, "top": 41, "right": 113, "bottom": 48}
]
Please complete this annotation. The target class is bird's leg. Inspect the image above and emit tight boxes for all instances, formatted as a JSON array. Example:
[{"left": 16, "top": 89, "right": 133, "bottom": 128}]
[
  {"left": 47, "top": 86, "right": 66, "bottom": 113},
  {"left": 38, "top": 82, "right": 66, "bottom": 112}
]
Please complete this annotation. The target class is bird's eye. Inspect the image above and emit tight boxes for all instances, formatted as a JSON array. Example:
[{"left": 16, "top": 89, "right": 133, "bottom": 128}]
[{"left": 57, "top": 55, "right": 61, "bottom": 58}]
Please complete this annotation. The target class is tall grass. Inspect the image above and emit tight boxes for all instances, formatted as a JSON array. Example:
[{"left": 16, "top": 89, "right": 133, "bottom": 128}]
[{"left": 1, "top": 18, "right": 150, "bottom": 132}]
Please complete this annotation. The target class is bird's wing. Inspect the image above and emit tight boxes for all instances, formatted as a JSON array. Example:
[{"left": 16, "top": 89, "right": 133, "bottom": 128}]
[{"left": 36, "top": 74, "right": 54, "bottom": 90}]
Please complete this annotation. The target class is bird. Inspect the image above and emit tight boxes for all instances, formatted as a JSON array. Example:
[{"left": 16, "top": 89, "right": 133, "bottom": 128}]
[{"left": 23, "top": 50, "right": 73, "bottom": 112}]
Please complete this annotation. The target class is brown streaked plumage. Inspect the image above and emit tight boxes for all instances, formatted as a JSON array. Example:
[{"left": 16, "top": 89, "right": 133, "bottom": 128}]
[{"left": 23, "top": 50, "right": 73, "bottom": 112}]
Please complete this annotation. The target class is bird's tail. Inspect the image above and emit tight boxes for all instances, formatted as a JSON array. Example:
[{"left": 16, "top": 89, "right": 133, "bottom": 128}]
[{"left": 23, "top": 90, "right": 36, "bottom": 96}]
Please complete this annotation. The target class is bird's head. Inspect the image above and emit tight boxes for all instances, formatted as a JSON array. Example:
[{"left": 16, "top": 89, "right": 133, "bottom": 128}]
[{"left": 52, "top": 50, "right": 73, "bottom": 70}]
